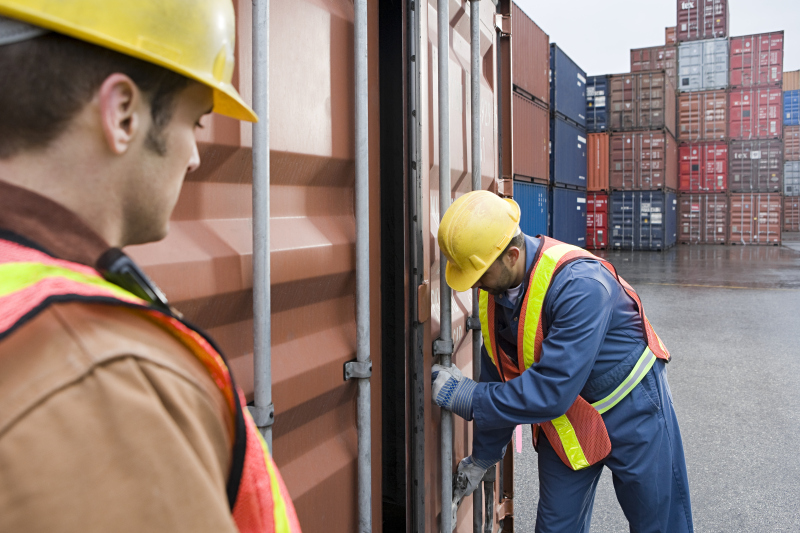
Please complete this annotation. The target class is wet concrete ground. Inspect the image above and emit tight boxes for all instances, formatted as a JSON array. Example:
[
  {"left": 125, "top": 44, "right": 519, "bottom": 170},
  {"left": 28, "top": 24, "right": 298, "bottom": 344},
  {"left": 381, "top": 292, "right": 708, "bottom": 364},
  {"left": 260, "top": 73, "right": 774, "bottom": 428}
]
[{"left": 514, "top": 237, "right": 800, "bottom": 532}]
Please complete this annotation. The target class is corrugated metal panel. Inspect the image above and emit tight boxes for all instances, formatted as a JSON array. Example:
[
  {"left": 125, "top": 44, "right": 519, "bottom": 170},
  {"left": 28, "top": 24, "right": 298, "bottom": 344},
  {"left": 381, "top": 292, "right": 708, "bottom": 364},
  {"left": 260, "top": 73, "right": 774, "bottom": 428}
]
[
  {"left": 609, "top": 131, "right": 678, "bottom": 191},
  {"left": 729, "top": 87, "right": 783, "bottom": 140},
  {"left": 550, "top": 187, "right": 587, "bottom": 247},
  {"left": 676, "top": 0, "right": 729, "bottom": 42},
  {"left": 785, "top": 125, "right": 800, "bottom": 160},
  {"left": 550, "top": 44, "right": 587, "bottom": 127},
  {"left": 678, "top": 193, "right": 728, "bottom": 243},
  {"left": 784, "top": 90, "right": 800, "bottom": 126},
  {"left": 550, "top": 116, "right": 587, "bottom": 188},
  {"left": 128, "top": 1, "right": 383, "bottom": 531},
  {"left": 514, "top": 181, "right": 549, "bottom": 236},
  {"left": 679, "top": 142, "right": 728, "bottom": 192},
  {"left": 608, "top": 72, "right": 676, "bottom": 135},
  {"left": 730, "top": 32, "right": 784, "bottom": 89},
  {"left": 631, "top": 45, "right": 677, "bottom": 89},
  {"left": 784, "top": 197, "right": 800, "bottom": 231},
  {"left": 511, "top": 2, "right": 550, "bottom": 107},
  {"left": 588, "top": 133, "right": 609, "bottom": 191},
  {"left": 785, "top": 161, "right": 800, "bottom": 196},
  {"left": 609, "top": 191, "right": 677, "bottom": 250},
  {"left": 784, "top": 71, "right": 800, "bottom": 91},
  {"left": 586, "top": 193, "right": 608, "bottom": 249},
  {"left": 677, "top": 90, "right": 727, "bottom": 142},
  {"left": 677, "top": 38, "right": 728, "bottom": 92},
  {"left": 666, "top": 26, "right": 678, "bottom": 45},
  {"left": 729, "top": 139, "right": 783, "bottom": 192},
  {"left": 513, "top": 93, "right": 550, "bottom": 182},
  {"left": 586, "top": 76, "right": 608, "bottom": 133},
  {"left": 728, "top": 193, "right": 782, "bottom": 245}
]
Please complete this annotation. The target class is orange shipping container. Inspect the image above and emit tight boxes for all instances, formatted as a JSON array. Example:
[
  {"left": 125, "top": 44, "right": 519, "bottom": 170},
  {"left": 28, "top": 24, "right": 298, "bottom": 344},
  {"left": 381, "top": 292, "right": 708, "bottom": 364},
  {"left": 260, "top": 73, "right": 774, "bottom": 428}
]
[
  {"left": 513, "top": 93, "right": 550, "bottom": 182},
  {"left": 729, "top": 193, "right": 782, "bottom": 245},
  {"left": 666, "top": 26, "right": 677, "bottom": 45},
  {"left": 609, "top": 131, "right": 678, "bottom": 190},
  {"left": 677, "top": 90, "right": 727, "bottom": 142},
  {"left": 511, "top": 2, "right": 550, "bottom": 106},
  {"left": 785, "top": 125, "right": 800, "bottom": 161},
  {"left": 785, "top": 70, "right": 800, "bottom": 91},
  {"left": 588, "top": 132, "right": 609, "bottom": 191}
]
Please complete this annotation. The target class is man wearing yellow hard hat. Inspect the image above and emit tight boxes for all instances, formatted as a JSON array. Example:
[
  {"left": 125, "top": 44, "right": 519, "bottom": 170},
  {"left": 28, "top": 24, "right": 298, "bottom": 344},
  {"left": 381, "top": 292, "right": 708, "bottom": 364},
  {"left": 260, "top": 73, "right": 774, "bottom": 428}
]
[
  {"left": 432, "top": 191, "right": 693, "bottom": 532},
  {"left": 0, "top": 2, "right": 299, "bottom": 531}
]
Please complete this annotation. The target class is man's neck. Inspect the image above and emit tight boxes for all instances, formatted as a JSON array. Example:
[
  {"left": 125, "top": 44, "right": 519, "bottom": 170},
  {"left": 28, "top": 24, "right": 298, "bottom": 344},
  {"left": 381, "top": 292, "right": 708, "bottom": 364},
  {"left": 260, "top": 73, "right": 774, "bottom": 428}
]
[{"left": 511, "top": 247, "right": 527, "bottom": 287}]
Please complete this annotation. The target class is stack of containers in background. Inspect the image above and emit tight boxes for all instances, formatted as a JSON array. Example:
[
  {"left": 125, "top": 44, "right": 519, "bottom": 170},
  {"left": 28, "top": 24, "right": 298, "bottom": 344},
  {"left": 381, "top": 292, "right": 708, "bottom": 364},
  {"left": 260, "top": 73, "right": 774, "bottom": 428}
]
[
  {"left": 510, "top": 3, "right": 551, "bottom": 238},
  {"left": 586, "top": 76, "right": 609, "bottom": 249},
  {"left": 550, "top": 43, "right": 587, "bottom": 247},
  {"left": 728, "top": 31, "right": 784, "bottom": 245},
  {"left": 784, "top": 70, "right": 800, "bottom": 231}
]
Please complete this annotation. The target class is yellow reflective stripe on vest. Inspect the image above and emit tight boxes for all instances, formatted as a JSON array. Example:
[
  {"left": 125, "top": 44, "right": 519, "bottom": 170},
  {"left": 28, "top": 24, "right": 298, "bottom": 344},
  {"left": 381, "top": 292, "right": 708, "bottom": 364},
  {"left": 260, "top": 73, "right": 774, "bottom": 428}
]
[
  {"left": 591, "top": 347, "right": 657, "bottom": 415},
  {"left": 550, "top": 414, "right": 591, "bottom": 470},
  {"left": 479, "top": 291, "right": 497, "bottom": 368},
  {"left": 520, "top": 243, "right": 582, "bottom": 369},
  {"left": 0, "top": 262, "right": 140, "bottom": 302}
]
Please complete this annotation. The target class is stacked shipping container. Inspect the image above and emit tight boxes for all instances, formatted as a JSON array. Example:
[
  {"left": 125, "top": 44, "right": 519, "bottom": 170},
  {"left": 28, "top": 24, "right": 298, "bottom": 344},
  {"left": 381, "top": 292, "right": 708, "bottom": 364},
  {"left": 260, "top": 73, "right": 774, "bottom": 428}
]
[{"left": 784, "top": 70, "right": 800, "bottom": 231}]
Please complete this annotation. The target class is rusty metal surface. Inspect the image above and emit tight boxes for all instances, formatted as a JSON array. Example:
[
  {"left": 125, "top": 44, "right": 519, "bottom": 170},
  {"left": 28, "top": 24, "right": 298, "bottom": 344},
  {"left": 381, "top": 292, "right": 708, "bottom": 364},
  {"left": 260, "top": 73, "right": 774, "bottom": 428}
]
[
  {"left": 728, "top": 139, "right": 783, "bottom": 193},
  {"left": 128, "top": 1, "right": 382, "bottom": 531},
  {"left": 511, "top": 2, "right": 549, "bottom": 107},
  {"left": 630, "top": 45, "right": 677, "bottom": 89},
  {"left": 679, "top": 193, "right": 728, "bottom": 244},
  {"left": 785, "top": 197, "right": 800, "bottom": 231},
  {"left": 784, "top": 125, "right": 800, "bottom": 161},
  {"left": 729, "top": 193, "right": 782, "bottom": 245},
  {"left": 512, "top": 93, "right": 549, "bottom": 183},
  {"left": 609, "top": 131, "right": 678, "bottom": 191},
  {"left": 608, "top": 72, "right": 676, "bottom": 136},
  {"left": 588, "top": 132, "right": 609, "bottom": 192},
  {"left": 677, "top": 90, "right": 727, "bottom": 142}
]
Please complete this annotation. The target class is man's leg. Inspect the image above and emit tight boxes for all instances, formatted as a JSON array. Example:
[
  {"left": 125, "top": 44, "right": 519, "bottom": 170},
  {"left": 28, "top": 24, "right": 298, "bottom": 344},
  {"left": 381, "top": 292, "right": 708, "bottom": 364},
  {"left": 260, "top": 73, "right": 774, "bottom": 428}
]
[{"left": 535, "top": 436, "right": 604, "bottom": 533}]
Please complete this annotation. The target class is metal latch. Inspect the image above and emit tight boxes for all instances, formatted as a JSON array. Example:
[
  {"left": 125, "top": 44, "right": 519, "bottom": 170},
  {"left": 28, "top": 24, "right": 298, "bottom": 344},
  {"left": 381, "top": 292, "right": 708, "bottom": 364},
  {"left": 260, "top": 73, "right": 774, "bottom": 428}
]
[
  {"left": 496, "top": 497, "right": 513, "bottom": 521},
  {"left": 248, "top": 403, "right": 275, "bottom": 428},
  {"left": 433, "top": 337, "right": 454, "bottom": 356},
  {"left": 467, "top": 316, "right": 481, "bottom": 330},
  {"left": 344, "top": 359, "right": 372, "bottom": 381},
  {"left": 494, "top": 14, "right": 511, "bottom": 35}
]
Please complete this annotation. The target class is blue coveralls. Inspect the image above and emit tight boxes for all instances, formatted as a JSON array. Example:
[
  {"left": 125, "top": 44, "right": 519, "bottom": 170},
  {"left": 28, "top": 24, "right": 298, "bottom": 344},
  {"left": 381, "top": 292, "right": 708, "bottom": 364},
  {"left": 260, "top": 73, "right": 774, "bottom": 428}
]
[{"left": 471, "top": 234, "right": 693, "bottom": 533}]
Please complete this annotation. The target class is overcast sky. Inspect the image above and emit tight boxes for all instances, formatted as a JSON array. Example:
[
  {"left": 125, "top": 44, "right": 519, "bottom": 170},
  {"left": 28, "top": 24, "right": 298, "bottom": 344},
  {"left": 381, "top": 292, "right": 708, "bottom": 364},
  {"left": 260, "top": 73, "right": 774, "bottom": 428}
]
[{"left": 514, "top": 0, "right": 799, "bottom": 76}]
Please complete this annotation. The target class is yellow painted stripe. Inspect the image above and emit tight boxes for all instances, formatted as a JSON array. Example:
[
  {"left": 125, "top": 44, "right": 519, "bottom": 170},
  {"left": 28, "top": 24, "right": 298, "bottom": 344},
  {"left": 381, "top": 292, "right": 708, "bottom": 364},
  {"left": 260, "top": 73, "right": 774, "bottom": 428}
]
[
  {"left": 550, "top": 414, "right": 591, "bottom": 471},
  {"left": 479, "top": 291, "right": 497, "bottom": 369},
  {"left": 0, "top": 262, "right": 140, "bottom": 302}
]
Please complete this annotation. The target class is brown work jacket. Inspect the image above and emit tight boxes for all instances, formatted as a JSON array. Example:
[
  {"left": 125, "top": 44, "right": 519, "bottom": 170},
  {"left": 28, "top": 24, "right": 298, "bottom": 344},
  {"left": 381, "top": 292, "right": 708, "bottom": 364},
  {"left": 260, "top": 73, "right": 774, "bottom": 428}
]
[{"left": 0, "top": 180, "right": 239, "bottom": 532}]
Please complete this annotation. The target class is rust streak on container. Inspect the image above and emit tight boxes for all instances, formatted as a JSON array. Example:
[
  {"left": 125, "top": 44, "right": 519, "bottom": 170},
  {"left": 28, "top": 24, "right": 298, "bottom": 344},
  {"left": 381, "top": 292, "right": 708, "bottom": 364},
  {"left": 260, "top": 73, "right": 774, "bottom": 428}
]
[
  {"left": 511, "top": 2, "right": 549, "bottom": 107},
  {"left": 587, "top": 132, "right": 609, "bottom": 192},
  {"left": 679, "top": 142, "right": 728, "bottom": 192},
  {"left": 728, "top": 193, "right": 782, "bottom": 245},
  {"left": 608, "top": 71, "right": 676, "bottom": 136},
  {"left": 677, "top": 90, "right": 727, "bottom": 142},
  {"left": 609, "top": 130, "right": 678, "bottom": 191},
  {"left": 784, "top": 126, "right": 800, "bottom": 161},
  {"left": 513, "top": 93, "right": 550, "bottom": 182},
  {"left": 679, "top": 193, "right": 728, "bottom": 243}
]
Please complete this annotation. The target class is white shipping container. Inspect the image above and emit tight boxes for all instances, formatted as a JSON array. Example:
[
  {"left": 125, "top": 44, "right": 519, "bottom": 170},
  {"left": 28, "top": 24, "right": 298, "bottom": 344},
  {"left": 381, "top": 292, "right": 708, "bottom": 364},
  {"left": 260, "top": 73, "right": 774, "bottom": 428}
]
[{"left": 678, "top": 38, "right": 729, "bottom": 92}]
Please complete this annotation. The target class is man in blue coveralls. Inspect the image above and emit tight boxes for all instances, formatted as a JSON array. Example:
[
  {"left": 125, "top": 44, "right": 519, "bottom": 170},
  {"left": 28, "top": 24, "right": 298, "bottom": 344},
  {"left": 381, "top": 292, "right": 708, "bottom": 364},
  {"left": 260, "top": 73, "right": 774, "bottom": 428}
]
[{"left": 431, "top": 191, "right": 693, "bottom": 532}]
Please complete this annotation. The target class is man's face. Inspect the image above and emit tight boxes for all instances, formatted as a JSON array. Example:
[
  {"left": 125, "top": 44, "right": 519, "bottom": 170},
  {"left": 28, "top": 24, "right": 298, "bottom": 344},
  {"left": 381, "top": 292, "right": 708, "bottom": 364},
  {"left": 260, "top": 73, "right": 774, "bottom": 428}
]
[
  {"left": 121, "top": 82, "right": 213, "bottom": 245},
  {"left": 473, "top": 253, "right": 516, "bottom": 296}
]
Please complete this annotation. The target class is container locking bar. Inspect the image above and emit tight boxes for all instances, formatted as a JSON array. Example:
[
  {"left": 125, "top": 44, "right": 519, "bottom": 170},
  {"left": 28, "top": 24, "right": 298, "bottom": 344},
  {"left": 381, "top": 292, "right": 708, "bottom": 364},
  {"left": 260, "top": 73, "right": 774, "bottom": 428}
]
[{"left": 344, "top": 360, "right": 373, "bottom": 381}]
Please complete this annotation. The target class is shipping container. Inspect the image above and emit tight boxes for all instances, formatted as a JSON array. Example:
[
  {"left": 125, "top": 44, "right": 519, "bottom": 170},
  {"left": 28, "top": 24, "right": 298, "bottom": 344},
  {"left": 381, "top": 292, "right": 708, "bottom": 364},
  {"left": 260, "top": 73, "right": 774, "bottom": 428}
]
[
  {"left": 550, "top": 187, "right": 587, "bottom": 247},
  {"left": 550, "top": 44, "right": 587, "bottom": 127},
  {"left": 785, "top": 161, "right": 800, "bottom": 196},
  {"left": 610, "top": 131, "right": 679, "bottom": 191},
  {"left": 730, "top": 32, "right": 784, "bottom": 89},
  {"left": 784, "top": 196, "right": 800, "bottom": 231},
  {"left": 666, "top": 26, "right": 678, "bottom": 45},
  {"left": 677, "top": 38, "right": 728, "bottom": 92},
  {"left": 784, "top": 90, "right": 800, "bottom": 126},
  {"left": 513, "top": 93, "right": 550, "bottom": 182},
  {"left": 784, "top": 70, "right": 800, "bottom": 91},
  {"left": 514, "top": 181, "right": 549, "bottom": 236},
  {"left": 677, "top": 0, "right": 729, "bottom": 42},
  {"left": 785, "top": 125, "right": 800, "bottom": 160},
  {"left": 512, "top": 2, "right": 549, "bottom": 107},
  {"left": 588, "top": 132, "right": 610, "bottom": 191},
  {"left": 550, "top": 115, "right": 588, "bottom": 188},
  {"left": 631, "top": 45, "right": 677, "bottom": 89},
  {"left": 586, "top": 75, "right": 608, "bottom": 133},
  {"left": 679, "top": 142, "right": 728, "bottom": 192},
  {"left": 729, "top": 140, "right": 783, "bottom": 192},
  {"left": 728, "top": 87, "right": 783, "bottom": 140},
  {"left": 608, "top": 71, "right": 677, "bottom": 135},
  {"left": 609, "top": 191, "right": 677, "bottom": 250},
  {"left": 728, "top": 193, "right": 782, "bottom": 245},
  {"left": 678, "top": 193, "right": 729, "bottom": 243},
  {"left": 587, "top": 193, "right": 609, "bottom": 249},
  {"left": 677, "top": 90, "right": 727, "bottom": 142}
]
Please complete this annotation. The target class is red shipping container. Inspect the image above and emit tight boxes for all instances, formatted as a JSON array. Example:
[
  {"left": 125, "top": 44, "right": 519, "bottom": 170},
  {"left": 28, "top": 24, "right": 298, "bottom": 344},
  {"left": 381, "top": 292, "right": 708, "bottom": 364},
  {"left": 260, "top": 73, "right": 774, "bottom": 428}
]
[
  {"left": 512, "top": 2, "right": 549, "bottom": 106},
  {"left": 785, "top": 125, "right": 800, "bottom": 161},
  {"left": 610, "top": 131, "right": 678, "bottom": 191},
  {"left": 729, "top": 140, "right": 783, "bottom": 192},
  {"left": 730, "top": 32, "right": 784, "bottom": 88},
  {"left": 729, "top": 193, "right": 782, "bottom": 245},
  {"left": 784, "top": 197, "right": 800, "bottom": 231},
  {"left": 677, "top": 90, "right": 727, "bottom": 142},
  {"left": 679, "top": 142, "right": 728, "bottom": 192},
  {"left": 676, "top": 0, "right": 729, "bottom": 42},
  {"left": 587, "top": 193, "right": 608, "bottom": 249},
  {"left": 512, "top": 93, "right": 550, "bottom": 182},
  {"left": 588, "top": 132, "right": 609, "bottom": 191},
  {"left": 728, "top": 87, "right": 783, "bottom": 140},
  {"left": 608, "top": 72, "right": 676, "bottom": 135},
  {"left": 666, "top": 26, "right": 677, "bottom": 45},
  {"left": 679, "top": 193, "right": 728, "bottom": 243},
  {"left": 631, "top": 46, "right": 677, "bottom": 89}
]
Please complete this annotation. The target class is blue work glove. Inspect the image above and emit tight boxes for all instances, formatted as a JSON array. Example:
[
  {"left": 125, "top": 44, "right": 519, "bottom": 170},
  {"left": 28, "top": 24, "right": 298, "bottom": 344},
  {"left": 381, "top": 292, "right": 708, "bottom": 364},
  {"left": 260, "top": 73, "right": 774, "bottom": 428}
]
[{"left": 432, "top": 363, "right": 477, "bottom": 420}]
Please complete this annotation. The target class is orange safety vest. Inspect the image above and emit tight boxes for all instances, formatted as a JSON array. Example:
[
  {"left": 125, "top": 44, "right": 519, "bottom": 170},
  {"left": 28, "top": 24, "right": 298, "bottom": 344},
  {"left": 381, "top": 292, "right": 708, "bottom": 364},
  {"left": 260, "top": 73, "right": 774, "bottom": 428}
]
[
  {"left": 0, "top": 238, "right": 301, "bottom": 533},
  {"left": 478, "top": 236, "right": 670, "bottom": 471}
]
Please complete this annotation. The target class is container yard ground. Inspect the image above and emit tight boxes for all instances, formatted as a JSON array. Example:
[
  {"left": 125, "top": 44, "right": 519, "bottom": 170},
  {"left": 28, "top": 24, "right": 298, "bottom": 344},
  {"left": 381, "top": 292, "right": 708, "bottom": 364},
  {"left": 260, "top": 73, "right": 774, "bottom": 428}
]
[{"left": 514, "top": 240, "right": 800, "bottom": 532}]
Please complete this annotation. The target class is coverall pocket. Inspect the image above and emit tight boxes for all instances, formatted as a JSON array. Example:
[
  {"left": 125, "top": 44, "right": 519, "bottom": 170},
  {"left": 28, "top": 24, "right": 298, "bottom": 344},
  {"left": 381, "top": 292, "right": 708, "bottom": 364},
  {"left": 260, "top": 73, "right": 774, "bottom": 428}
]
[{"left": 635, "top": 370, "right": 662, "bottom": 414}]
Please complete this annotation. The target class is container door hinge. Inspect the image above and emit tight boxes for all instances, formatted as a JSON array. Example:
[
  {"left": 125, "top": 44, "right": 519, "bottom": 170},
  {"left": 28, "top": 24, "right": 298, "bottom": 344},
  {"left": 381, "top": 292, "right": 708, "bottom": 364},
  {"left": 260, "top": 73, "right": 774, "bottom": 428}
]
[
  {"left": 494, "top": 14, "right": 511, "bottom": 35},
  {"left": 344, "top": 359, "right": 373, "bottom": 381},
  {"left": 467, "top": 316, "right": 481, "bottom": 330},
  {"left": 248, "top": 403, "right": 275, "bottom": 428},
  {"left": 433, "top": 337, "right": 454, "bottom": 356}
]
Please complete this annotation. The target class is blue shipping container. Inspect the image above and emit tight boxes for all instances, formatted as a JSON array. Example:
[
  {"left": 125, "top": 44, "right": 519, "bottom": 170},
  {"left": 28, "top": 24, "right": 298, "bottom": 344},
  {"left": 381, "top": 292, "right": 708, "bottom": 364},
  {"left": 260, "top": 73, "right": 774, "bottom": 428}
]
[
  {"left": 514, "top": 181, "right": 549, "bottom": 237},
  {"left": 550, "top": 44, "right": 587, "bottom": 127},
  {"left": 550, "top": 116, "right": 587, "bottom": 188},
  {"left": 550, "top": 187, "right": 586, "bottom": 248},
  {"left": 609, "top": 191, "right": 677, "bottom": 251},
  {"left": 586, "top": 75, "right": 608, "bottom": 133},
  {"left": 784, "top": 90, "right": 799, "bottom": 126}
]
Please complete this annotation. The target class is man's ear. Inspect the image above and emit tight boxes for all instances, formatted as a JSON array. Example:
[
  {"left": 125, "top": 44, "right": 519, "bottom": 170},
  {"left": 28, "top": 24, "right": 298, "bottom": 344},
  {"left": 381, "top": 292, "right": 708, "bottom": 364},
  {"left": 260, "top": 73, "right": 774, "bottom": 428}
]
[
  {"left": 504, "top": 246, "right": 521, "bottom": 267},
  {"left": 97, "top": 73, "right": 143, "bottom": 155}
]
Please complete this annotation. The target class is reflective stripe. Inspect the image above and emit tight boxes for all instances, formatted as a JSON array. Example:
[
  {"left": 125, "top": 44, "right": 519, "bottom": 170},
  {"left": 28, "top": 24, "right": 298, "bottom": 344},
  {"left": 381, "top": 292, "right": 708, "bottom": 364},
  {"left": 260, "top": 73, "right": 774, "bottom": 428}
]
[
  {"left": 0, "top": 262, "right": 139, "bottom": 302},
  {"left": 253, "top": 416, "right": 291, "bottom": 532},
  {"left": 592, "top": 347, "right": 657, "bottom": 415},
  {"left": 550, "top": 414, "right": 591, "bottom": 470},
  {"left": 479, "top": 291, "right": 496, "bottom": 368}
]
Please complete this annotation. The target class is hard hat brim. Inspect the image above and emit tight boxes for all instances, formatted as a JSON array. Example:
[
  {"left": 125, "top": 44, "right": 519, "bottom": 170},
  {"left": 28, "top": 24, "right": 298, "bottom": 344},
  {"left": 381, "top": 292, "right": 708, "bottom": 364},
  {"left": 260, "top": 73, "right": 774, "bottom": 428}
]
[{"left": 445, "top": 259, "right": 485, "bottom": 293}]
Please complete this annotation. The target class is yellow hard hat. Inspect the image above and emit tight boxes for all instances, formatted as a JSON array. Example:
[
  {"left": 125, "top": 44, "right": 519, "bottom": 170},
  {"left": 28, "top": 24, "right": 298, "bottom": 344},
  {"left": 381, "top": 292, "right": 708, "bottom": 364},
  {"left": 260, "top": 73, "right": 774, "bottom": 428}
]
[
  {"left": 0, "top": 0, "right": 257, "bottom": 122},
  {"left": 438, "top": 190, "right": 521, "bottom": 292}
]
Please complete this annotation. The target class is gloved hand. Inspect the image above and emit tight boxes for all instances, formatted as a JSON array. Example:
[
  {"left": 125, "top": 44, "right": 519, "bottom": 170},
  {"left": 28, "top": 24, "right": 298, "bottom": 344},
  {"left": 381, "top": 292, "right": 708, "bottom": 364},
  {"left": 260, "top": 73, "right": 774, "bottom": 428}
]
[
  {"left": 432, "top": 364, "right": 477, "bottom": 420},
  {"left": 450, "top": 456, "right": 495, "bottom": 525}
]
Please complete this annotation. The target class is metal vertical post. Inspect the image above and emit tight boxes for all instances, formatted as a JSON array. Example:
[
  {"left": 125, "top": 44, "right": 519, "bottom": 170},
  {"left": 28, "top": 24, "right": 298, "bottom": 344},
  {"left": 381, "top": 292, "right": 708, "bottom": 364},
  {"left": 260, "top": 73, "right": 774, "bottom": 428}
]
[{"left": 251, "top": 0, "right": 274, "bottom": 450}]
